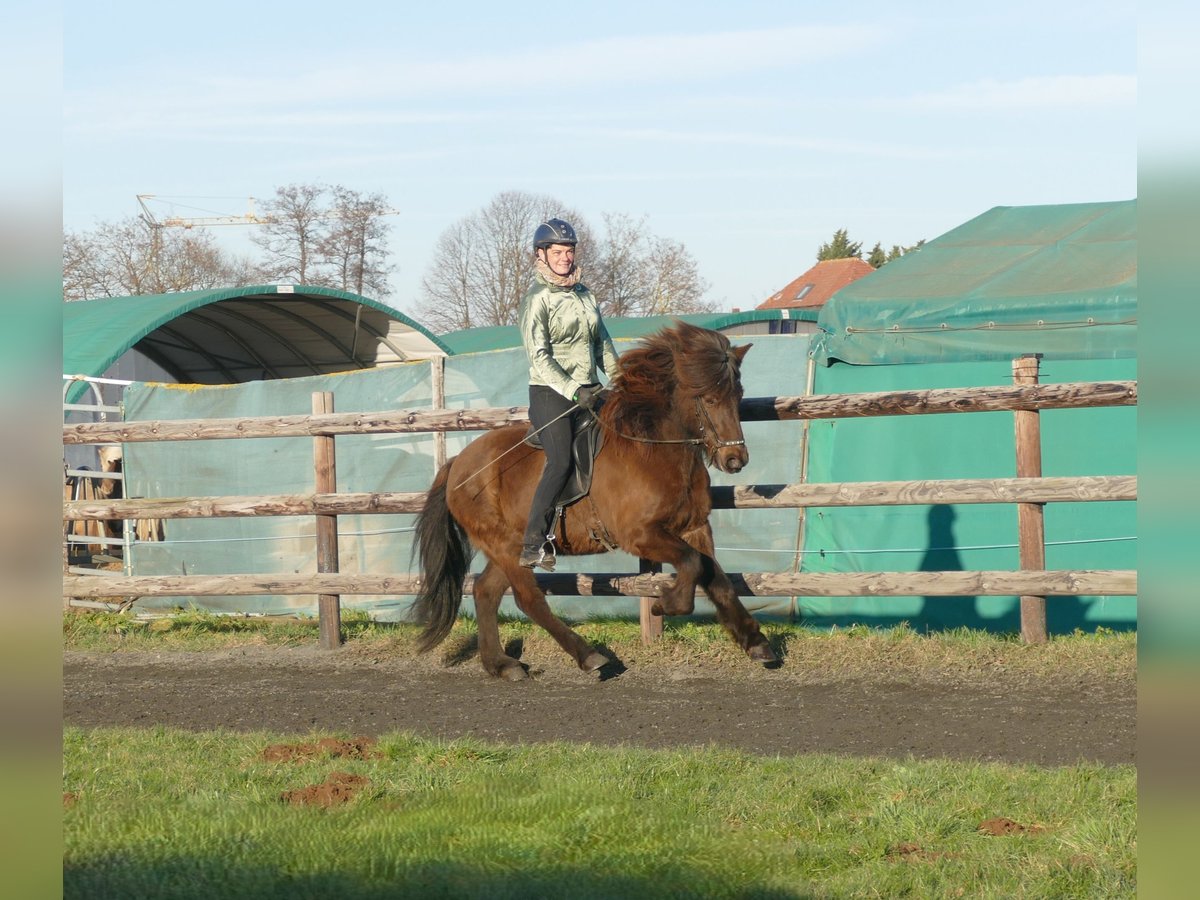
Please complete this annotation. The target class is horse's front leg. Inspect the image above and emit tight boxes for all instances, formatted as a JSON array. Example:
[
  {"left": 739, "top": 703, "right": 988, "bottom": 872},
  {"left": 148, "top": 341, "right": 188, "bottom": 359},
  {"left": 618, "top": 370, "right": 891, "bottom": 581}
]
[
  {"left": 626, "top": 526, "right": 706, "bottom": 617},
  {"left": 680, "top": 524, "right": 777, "bottom": 664}
]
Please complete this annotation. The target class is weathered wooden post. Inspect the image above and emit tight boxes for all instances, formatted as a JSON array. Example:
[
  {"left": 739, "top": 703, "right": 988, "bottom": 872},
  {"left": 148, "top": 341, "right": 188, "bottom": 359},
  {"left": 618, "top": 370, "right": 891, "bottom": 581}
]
[
  {"left": 1013, "top": 355, "right": 1047, "bottom": 644},
  {"left": 431, "top": 355, "right": 447, "bottom": 471},
  {"left": 639, "top": 559, "right": 663, "bottom": 644},
  {"left": 312, "top": 391, "right": 342, "bottom": 649}
]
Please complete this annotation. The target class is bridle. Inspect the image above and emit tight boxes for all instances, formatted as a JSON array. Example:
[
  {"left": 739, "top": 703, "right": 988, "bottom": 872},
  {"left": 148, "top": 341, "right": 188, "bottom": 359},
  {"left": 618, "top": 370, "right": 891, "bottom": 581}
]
[
  {"left": 693, "top": 396, "right": 747, "bottom": 459},
  {"left": 598, "top": 392, "right": 745, "bottom": 465}
]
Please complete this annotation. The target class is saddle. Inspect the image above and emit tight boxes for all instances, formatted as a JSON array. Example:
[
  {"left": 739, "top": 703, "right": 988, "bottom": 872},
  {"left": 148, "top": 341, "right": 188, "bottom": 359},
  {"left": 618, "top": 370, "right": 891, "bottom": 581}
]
[{"left": 522, "top": 410, "right": 604, "bottom": 510}]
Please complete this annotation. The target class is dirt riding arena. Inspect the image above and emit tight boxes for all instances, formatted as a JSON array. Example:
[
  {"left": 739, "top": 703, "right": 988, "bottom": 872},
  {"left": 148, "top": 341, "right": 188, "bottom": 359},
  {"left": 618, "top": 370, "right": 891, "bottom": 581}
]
[{"left": 63, "top": 644, "right": 1135, "bottom": 767}]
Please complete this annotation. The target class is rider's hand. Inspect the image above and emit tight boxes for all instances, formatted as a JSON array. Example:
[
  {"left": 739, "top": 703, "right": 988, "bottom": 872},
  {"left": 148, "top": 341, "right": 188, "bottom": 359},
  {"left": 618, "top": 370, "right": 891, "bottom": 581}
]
[{"left": 574, "top": 384, "right": 601, "bottom": 410}]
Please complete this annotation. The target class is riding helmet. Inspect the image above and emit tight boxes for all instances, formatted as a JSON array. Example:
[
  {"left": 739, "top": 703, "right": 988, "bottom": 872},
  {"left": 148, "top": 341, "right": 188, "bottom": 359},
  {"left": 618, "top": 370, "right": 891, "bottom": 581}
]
[{"left": 533, "top": 218, "right": 578, "bottom": 250}]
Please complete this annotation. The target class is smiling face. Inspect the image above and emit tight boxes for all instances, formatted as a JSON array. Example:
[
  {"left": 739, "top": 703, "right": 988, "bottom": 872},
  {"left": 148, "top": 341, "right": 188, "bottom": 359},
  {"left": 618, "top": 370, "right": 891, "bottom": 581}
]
[{"left": 539, "top": 243, "right": 576, "bottom": 277}]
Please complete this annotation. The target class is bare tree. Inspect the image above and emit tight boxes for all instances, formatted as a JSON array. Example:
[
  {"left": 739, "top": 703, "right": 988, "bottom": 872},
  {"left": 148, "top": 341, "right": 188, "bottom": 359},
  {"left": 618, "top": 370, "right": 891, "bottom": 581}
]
[
  {"left": 589, "top": 212, "right": 713, "bottom": 317},
  {"left": 417, "top": 220, "right": 476, "bottom": 332},
  {"left": 589, "top": 212, "right": 649, "bottom": 317},
  {"left": 415, "top": 192, "right": 714, "bottom": 332},
  {"left": 63, "top": 216, "right": 237, "bottom": 301},
  {"left": 643, "top": 234, "right": 713, "bottom": 316},
  {"left": 320, "top": 186, "right": 394, "bottom": 297},
  {"left": 251, "top": 183, "right": 329, "bottom": 285},
  {"left": 416, "top": 191, "right": 590, "bottom": 331}
]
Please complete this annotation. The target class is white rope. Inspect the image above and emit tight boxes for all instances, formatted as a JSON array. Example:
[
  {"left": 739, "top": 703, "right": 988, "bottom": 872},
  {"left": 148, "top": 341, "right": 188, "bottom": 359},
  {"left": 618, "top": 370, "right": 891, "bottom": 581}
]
[{"left": 713, "top": 535, "right": 1136, "bottom": 557}]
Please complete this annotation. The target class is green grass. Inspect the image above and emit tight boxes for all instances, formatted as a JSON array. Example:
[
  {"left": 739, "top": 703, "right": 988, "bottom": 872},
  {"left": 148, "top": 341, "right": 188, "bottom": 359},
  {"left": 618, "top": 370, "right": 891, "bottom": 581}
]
[
  {"left": 64, "top": 608, "right": 1136, "bottom": 682},
  {"left": 63, "top": 727, "right": 1135, "bottom": 899}
]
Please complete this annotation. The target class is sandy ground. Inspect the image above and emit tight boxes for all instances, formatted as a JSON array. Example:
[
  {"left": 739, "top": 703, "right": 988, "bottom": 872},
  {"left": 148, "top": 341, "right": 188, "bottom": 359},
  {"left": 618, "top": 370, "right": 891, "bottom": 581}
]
[{"left": 63, "top": 645, "right": 1134, "bottom": 766}]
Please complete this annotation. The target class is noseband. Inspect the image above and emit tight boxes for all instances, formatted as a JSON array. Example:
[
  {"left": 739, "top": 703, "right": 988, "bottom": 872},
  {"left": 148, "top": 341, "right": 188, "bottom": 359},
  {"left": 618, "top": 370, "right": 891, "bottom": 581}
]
[{"left": 694, "top": 396, "right": 746, "bottom": 461}]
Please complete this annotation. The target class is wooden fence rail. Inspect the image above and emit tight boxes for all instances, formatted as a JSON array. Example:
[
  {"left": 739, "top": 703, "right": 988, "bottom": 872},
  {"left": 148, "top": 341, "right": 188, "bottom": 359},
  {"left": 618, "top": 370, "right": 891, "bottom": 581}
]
[
  {"left": 62, "top": 380, "right": 1137, "bottom": 444},
  {"left": 63, "top": 376, "right": 1138, "bottom": 646},
  {"left": 62, "top": 569, "right": 1136, "bottom": 600},
  {"left": 63, "top": 475, "right": 1137, "bottom": 522}
]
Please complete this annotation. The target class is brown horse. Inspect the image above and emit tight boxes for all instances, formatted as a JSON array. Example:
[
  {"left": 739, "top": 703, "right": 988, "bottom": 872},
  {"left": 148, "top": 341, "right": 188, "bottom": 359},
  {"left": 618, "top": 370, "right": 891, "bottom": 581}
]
[{"left": 411, "top": 321, "right": 776, "bottom": 680}]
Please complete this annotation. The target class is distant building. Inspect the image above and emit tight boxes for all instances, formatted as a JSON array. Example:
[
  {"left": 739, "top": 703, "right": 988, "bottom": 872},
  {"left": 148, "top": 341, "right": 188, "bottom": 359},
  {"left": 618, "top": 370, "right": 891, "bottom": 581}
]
[{"left": 757, "top": 257, "right": 876, "bottom": 310}]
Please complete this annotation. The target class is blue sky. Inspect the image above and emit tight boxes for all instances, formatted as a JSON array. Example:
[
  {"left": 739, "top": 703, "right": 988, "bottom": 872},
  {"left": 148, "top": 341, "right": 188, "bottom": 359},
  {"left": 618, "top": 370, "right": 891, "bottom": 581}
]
[{"left": 63, "top": 1, "right": 1136, "bottom": 317}]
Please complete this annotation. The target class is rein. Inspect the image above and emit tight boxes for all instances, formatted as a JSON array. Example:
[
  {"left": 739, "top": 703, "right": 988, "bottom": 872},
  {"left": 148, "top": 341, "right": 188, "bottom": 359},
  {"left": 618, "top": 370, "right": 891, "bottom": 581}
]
[
  {"left": 597, "top": 395, "right": 745, "bottom": 462},
  {"left": 453, "top": 403, "right": 579, "bottom": 490},
  {"left": 456, "top": 386, "right": 746, "bottom": 492}
]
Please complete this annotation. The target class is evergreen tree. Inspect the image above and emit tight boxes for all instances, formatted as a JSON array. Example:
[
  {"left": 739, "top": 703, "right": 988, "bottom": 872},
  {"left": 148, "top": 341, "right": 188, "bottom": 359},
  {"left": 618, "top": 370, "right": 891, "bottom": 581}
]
[{"left": 816, "top": 228, "right": 863, "bottom": 261}]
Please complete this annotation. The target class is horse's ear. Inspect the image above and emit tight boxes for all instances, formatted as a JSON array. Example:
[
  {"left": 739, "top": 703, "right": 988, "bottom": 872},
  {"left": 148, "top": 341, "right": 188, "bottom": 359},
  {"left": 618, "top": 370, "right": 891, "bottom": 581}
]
[{"left": 733, "top": 343, "right": 752, "bottom": 363}]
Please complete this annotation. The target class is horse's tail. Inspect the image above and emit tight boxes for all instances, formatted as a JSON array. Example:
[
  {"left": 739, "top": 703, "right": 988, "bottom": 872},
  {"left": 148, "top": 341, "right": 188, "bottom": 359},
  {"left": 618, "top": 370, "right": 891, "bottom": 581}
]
[{"left": 410, "top": 458, "right": 474, "bottom": 652}]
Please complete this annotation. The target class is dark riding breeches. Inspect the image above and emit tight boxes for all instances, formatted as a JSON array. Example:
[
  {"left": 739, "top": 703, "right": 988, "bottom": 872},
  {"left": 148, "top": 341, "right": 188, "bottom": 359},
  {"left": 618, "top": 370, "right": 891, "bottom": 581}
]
[{"left": 523, "top": 385, "right": 583, "bottom": 548}]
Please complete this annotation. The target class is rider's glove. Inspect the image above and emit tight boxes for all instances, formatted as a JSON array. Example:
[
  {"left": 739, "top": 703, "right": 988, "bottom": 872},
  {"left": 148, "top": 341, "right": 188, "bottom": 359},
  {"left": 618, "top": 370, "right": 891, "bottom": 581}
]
[{"left": 574, "top": 384, "right": 601, "bottom": 411}]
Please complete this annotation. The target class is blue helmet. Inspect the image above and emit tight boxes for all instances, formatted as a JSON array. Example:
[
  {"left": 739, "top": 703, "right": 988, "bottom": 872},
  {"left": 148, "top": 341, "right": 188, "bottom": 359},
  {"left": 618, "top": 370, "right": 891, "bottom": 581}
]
[{"left": 533, "top": 218, "right": 577, "bottom": 250}]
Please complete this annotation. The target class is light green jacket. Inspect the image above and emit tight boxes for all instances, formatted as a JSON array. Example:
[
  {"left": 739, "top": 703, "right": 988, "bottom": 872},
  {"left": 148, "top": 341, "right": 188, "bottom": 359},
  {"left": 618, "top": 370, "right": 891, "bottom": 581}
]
[{"left": 519, "top": 274, "right": 620, "bottom": 400}]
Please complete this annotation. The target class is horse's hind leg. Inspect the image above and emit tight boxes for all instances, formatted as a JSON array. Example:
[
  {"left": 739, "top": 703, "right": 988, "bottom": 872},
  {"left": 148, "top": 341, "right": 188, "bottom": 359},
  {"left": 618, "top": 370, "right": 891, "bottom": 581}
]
[
  {"left": 681, "top": 524, "right": 776, "bottom": 664},
  {"left": 473, "top": 560, "right": 528, "bottom": 681},
  {"left": 505, "top": 566, "right": 608, "bottom": 673}
]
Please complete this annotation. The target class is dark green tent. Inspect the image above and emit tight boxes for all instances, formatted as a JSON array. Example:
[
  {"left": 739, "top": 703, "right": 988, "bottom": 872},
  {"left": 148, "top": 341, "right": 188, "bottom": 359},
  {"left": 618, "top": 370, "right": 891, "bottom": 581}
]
[{"left": 815, "top": 200, "right": 1135, "bottom": 365}]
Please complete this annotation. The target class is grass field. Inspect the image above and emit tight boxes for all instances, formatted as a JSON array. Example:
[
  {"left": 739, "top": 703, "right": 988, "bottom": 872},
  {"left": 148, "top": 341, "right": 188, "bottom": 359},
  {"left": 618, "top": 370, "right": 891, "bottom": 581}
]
[
  {"left": 64, "top": 611, "right": 1136, "bottom": 898},
  {"left": 64, "top": 726, "right": 1135, "bottom": 899},
  {"left": 63, "top": 608, "right": 1137, "bottom": 682}
]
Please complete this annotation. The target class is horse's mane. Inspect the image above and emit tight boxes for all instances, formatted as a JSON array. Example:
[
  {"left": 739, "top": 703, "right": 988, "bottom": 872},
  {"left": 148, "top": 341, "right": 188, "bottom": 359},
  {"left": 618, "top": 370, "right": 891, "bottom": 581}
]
[{"left": 605, "top": 321, "right": 742, "bottom": 438}]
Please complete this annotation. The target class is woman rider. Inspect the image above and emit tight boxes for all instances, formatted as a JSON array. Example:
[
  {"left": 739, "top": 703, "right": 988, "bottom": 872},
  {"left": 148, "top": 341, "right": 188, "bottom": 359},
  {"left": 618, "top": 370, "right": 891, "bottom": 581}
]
[{"left": 517, "top": 217, "right": 620, "bottom": 571}]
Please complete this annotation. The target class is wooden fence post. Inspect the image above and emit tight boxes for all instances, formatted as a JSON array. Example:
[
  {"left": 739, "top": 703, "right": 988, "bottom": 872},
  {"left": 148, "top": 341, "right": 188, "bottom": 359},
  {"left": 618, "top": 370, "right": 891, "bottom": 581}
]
[
  {"left": 431, "top": 355, "right": 447, "bottom": 472},
  {"left": 1013, "top": 356, "right": 1047, "bottom": 644},
  {"left": 639, "top": 558, "right": 663, "bottom": 644},
  {"left": 313, "top": 392, "right": 342, "bottom": 649}
]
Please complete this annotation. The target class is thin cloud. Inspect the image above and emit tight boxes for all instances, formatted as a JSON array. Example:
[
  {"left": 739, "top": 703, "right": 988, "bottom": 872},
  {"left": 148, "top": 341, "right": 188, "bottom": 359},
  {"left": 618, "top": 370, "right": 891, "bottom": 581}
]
[
  {"left": 66, "top": 24, "right": 889, "bottom": 135},
  {"left": 901, "top": 74, "right": 1136, "bottom": 110},
  {"left": 213, "top": 24, "right": 888, "bottom": 102},
  {"left": 569, "top": 126, "right": 959, "bottom": 161}
]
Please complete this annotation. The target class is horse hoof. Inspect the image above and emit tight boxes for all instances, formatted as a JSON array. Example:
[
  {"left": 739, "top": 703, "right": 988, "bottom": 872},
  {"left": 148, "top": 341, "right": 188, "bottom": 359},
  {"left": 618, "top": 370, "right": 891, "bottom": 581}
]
[
  {"left": 748, "top": 642, "right": 777, "bottom": 664},
  {"left": 581, "top": 651, "right": 608, "bottom": 673},
  {"left": 499, "top": 664, "right": 529, "bottom": 682}
]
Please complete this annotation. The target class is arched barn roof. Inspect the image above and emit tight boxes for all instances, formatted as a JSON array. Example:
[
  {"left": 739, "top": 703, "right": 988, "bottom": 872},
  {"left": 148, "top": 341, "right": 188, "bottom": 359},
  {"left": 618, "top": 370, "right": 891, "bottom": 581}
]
[
  {"left": 64, "top": 285, "right": 450, "bottom": 390},
  {"left": 439, "top": 308, "right": 814, "bottom": 355}
]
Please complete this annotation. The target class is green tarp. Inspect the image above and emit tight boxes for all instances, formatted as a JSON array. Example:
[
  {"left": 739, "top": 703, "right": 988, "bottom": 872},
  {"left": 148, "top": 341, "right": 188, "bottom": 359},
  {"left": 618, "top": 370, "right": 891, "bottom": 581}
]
[
  {"left": 120, "top": 340, "right": 1135, "bottom": 632},
  {"left": 814, "top": 200, "right": 1136, "bottom": 365},
  {"left": 439, "top": 309, "right": 815, "bottom": 355},
  {"left": 63, "top": 285, "right": 450, "bottom": 402}
]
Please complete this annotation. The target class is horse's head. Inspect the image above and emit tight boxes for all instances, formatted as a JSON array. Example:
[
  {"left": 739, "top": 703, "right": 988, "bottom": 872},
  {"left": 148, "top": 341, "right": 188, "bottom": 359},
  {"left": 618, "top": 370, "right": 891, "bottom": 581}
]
[
  {"left": 695, "top": 343, "right": 752, "bottom": 473},
  {"left": 670, "top": 323, "right": 752, "bottom": 474},
  {"left": 607, "top": 321, "right": 753, "bottom": 472}
]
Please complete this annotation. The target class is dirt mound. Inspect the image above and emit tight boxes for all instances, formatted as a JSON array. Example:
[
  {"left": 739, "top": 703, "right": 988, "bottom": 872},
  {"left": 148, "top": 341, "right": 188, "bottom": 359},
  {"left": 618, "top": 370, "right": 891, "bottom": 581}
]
[
  {"left": 977, "top": 816, "right": 1046, "bottom": 836},
  {"left": 262, "top": 736, "right": 381, "bottom": 763},
  {"left": 280, "top": 771, "right": 369, "bottom": 807}
]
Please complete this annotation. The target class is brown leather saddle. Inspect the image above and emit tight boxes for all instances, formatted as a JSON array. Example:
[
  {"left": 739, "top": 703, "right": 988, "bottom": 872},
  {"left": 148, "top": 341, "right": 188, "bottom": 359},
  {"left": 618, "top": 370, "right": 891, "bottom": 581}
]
[{"left": 522, "top": 411, "right": 605, "bottom": 509}]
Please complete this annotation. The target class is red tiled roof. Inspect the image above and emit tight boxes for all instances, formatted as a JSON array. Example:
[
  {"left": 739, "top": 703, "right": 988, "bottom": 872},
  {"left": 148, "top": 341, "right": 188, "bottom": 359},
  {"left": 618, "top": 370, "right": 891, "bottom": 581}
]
[{"left": 757, "top": 257, "right": 876, "bottom": 310}]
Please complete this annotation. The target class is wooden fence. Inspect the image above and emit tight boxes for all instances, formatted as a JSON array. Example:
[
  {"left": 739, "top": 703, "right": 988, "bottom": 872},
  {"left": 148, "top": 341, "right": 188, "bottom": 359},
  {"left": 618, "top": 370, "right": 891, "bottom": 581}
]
[{"left": 63, "top": 361, "right": 1137, "bottom": 647}]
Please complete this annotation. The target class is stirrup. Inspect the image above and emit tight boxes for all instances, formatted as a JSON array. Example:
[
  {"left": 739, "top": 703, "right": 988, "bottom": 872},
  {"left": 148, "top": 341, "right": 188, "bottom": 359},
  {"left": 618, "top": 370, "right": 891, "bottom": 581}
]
[{"left": 519, "top": 540, "right": 557, "bottom": 572}]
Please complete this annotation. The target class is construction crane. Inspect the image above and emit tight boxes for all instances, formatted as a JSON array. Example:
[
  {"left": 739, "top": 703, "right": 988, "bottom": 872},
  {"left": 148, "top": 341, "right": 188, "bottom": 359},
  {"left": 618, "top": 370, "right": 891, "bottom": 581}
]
[
  {"left": 137, "top": 195, "right": 271, "bottom": 230},
  {"left": 137, "top": 194, "right": 401, "bottom": 230}
]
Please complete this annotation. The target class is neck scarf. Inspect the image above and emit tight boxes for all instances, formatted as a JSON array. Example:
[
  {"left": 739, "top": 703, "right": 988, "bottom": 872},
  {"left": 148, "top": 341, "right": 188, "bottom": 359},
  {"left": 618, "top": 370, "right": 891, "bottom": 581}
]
[{"left": 535, "top": 257, "right": 582, "bottom": 289}]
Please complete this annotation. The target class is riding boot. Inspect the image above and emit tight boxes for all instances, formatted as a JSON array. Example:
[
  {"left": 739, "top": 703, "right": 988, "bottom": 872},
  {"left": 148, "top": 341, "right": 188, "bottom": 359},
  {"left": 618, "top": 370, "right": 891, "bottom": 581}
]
[
  {"left": 520, "top": 508, "right": 558, "bottom": 571},
  {"left": 518, "top": 539, "right": 556, "bottom": 572}
]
